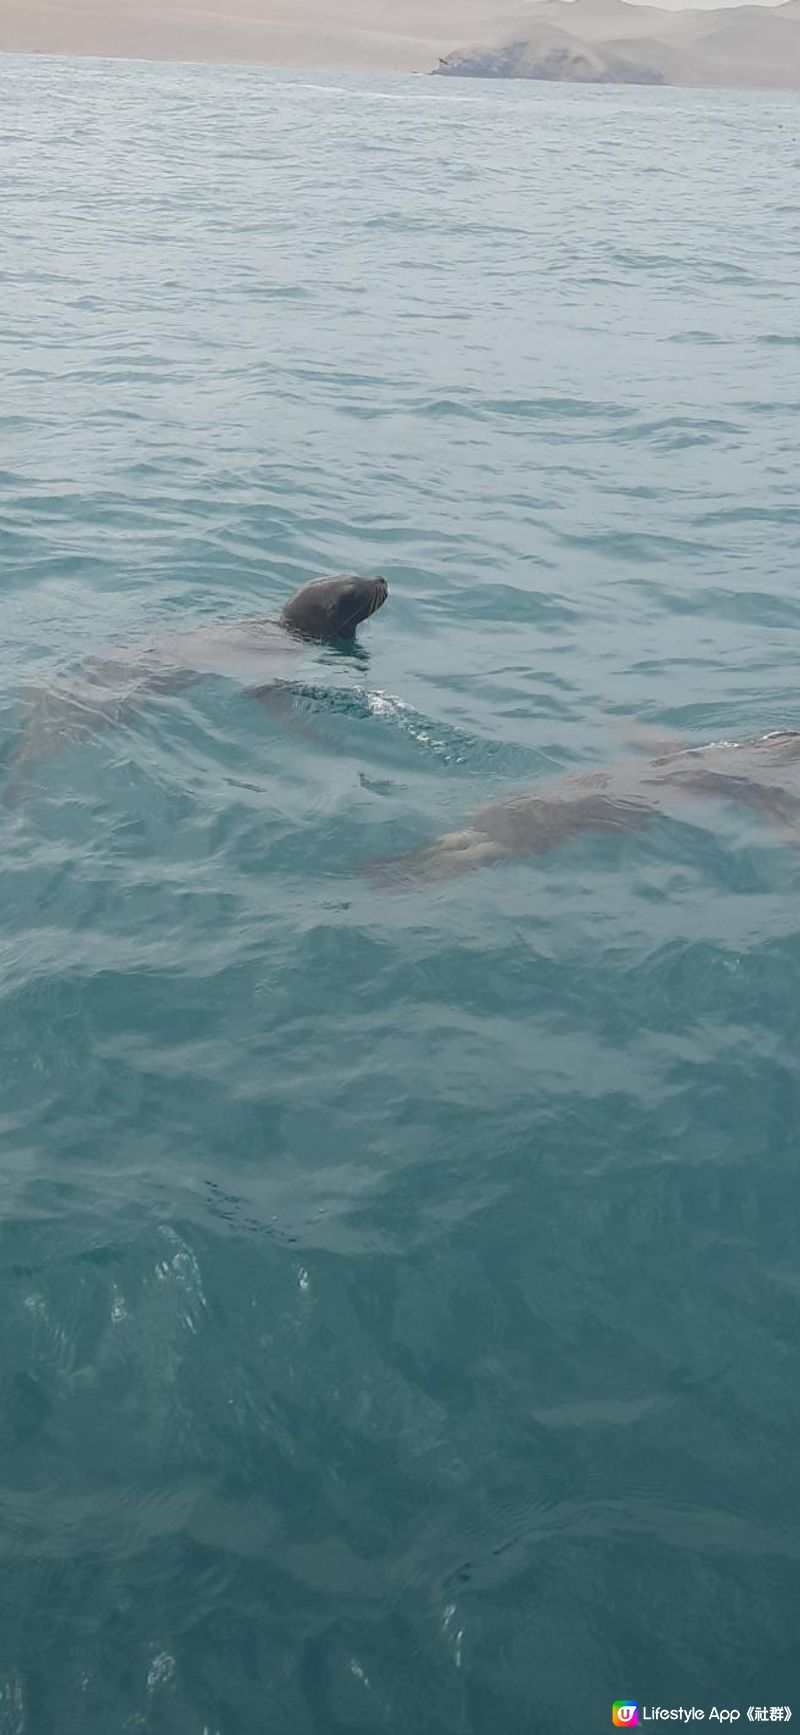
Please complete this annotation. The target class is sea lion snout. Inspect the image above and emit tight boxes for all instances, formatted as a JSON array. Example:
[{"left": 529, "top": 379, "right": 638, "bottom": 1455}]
[{"left": 338, "top": 574, "right": 389, "bottom": 627}]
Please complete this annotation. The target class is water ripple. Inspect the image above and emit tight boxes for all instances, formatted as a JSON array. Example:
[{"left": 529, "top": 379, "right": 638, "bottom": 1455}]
[{"left": 1, "top": 54, "right": 799, "bottom": 1735}]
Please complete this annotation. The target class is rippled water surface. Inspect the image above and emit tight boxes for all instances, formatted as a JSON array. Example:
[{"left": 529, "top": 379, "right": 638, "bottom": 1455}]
[{"left": 1, "top": 52, "right": 800, "bottom": 1732}]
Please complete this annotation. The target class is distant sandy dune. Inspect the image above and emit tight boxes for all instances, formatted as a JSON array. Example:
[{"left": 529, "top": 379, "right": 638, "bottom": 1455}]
[
  {"left": 0, "top": 0, "right": 532, "bottom": 71},
  {"left": 1, "top": 0, "right": 796, "bottom": 90},
  {"left": 434, "top": 0, "right": 800, "bottom": 87}
]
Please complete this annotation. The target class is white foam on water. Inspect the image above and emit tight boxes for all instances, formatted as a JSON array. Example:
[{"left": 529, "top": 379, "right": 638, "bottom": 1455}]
[
  {"left": 365, "top": 690, "right": 453, "bottom": 755},
  {"left": 146, "top": 1652, "right": 176, "bottom": 1693}
]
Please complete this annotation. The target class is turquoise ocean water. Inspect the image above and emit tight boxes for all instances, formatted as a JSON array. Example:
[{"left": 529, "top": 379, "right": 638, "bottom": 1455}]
[{"left": 1, "top": 50, "right": 800, "bottom": 1732}]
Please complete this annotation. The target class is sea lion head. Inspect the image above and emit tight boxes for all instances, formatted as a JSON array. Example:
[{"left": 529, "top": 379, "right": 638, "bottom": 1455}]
[{"left": 280, "top": 574, "right": 388, "bottom": 644}]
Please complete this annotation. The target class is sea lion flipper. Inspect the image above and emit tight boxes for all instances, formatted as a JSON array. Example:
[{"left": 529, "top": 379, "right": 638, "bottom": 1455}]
[
  {"left": 365, "top": 791, "right": 657, "bottom": 890},
  {"left": 720, "top": 778, "right": 800, "bottom": 846},
  {"left": 364, "top": 830, "right": 511, "bottom": 890},
  {"left": 601, "top": 715, "right": 688, "bottom": 757}
]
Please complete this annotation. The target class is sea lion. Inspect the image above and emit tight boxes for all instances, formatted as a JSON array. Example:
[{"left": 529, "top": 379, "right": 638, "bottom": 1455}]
[
  {"left": 367, "top": 729, "right": 800, "bottom": 888},
  {"left": 5, "top": 573, "right": 388, "bottom": 803}
]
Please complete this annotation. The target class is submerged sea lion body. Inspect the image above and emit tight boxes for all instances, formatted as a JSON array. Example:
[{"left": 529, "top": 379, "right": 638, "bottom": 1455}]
[
  {"left": 6, "top": 574, "right": 388, "bottom": 801},
  {"left": 369, "top": 730, "right": 800, "bottom": 887}
]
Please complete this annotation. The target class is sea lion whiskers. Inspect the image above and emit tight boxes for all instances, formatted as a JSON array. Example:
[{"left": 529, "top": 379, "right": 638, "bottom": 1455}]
[{"left": 336, "top": 579, "right": 387, "bottom": 635}]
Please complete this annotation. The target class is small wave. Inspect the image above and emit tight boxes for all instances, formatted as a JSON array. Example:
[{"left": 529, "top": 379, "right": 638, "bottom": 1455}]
[
  {"left": 409, "top": 393, "right": 629, "bottom": 424},
  {"left": 667, "top": 330, "right": 731, "bottom": 346},
  {"left": 365, "top": 689, "right": 453, "bottom": 754}
]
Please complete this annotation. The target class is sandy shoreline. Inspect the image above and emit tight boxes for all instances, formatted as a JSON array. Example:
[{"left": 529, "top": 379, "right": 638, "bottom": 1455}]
[
  {"left": 2, "top": 0, "right": 796, "bottom": 92},
  {"left": 0, "top": 0, "right": 529, "bottom": 73}
]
